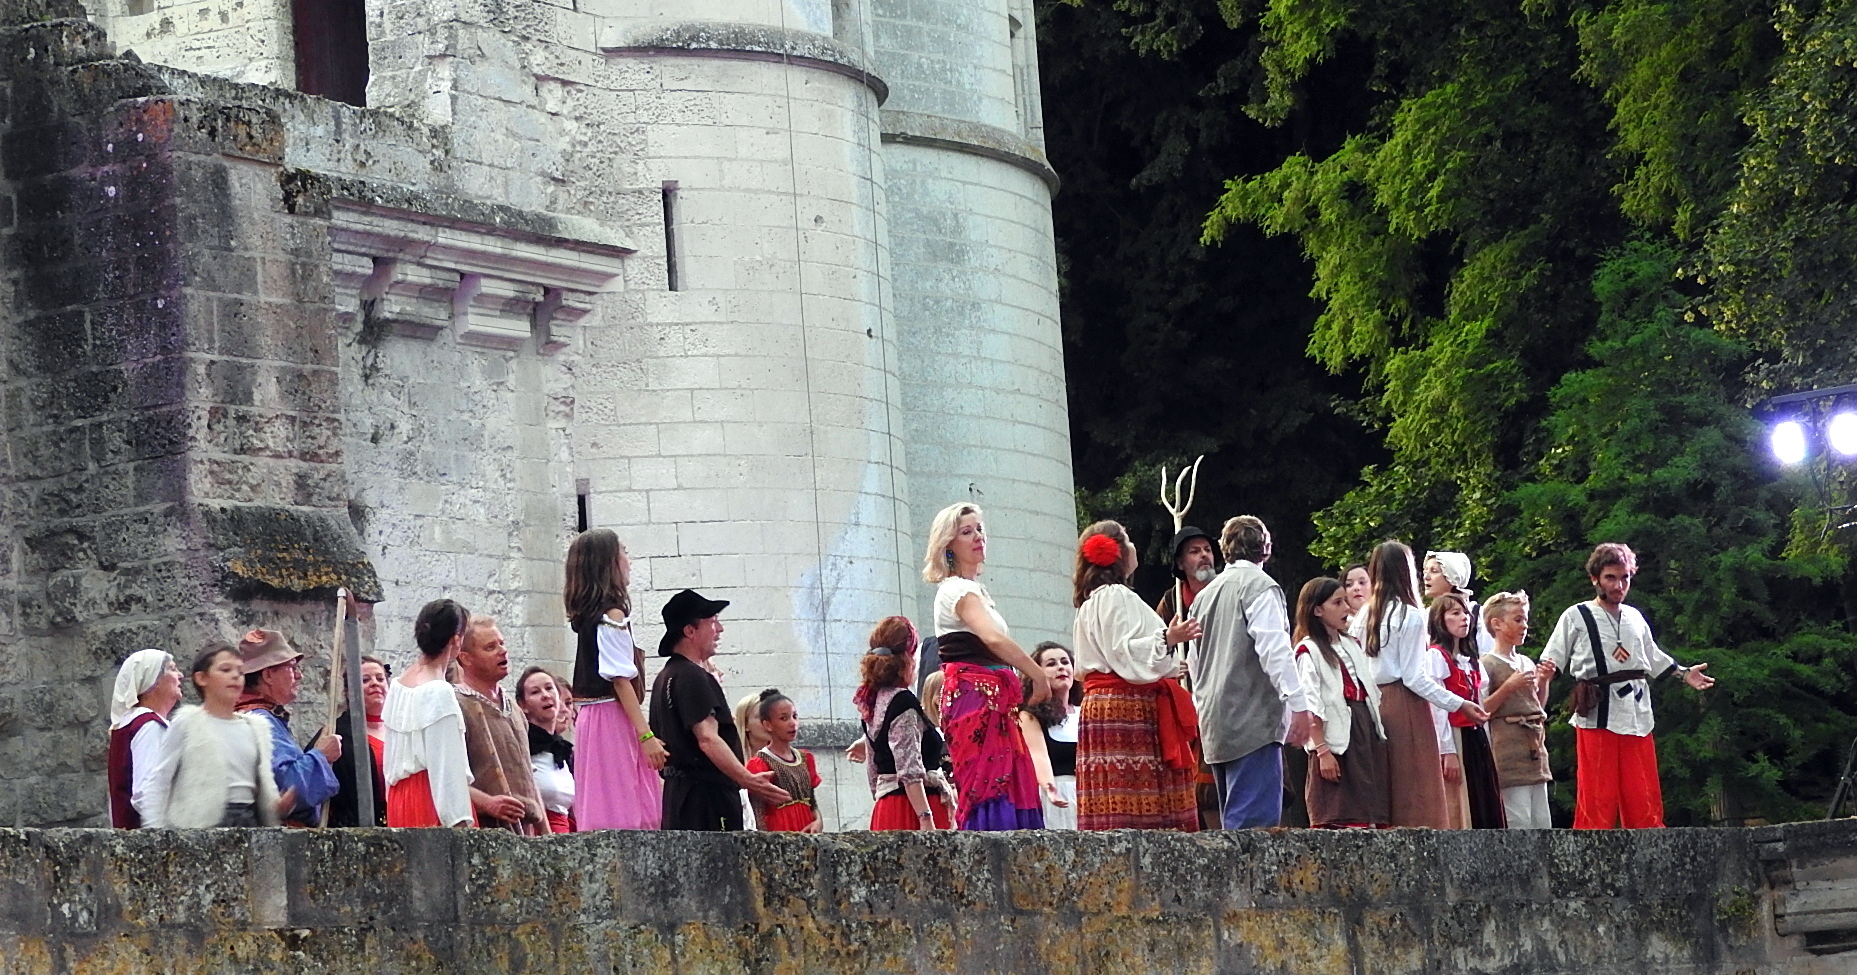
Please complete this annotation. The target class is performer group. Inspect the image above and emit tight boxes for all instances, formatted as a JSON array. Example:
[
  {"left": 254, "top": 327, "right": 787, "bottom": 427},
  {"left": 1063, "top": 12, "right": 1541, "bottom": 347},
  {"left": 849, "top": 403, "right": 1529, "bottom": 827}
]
[{"left": 105, "top": 501, "right": 1716, "bottom": 834}]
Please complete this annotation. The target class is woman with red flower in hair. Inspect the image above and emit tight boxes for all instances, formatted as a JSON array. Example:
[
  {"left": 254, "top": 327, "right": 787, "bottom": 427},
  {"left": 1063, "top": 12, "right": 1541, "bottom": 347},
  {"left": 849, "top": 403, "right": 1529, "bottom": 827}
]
[{"left": 1071, "top": 521, "right": 1204, "bottom": 830}]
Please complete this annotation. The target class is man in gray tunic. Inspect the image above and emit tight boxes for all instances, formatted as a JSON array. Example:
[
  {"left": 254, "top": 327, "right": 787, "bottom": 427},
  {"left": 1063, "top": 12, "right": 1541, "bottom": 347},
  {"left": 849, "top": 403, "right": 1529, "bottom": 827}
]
[{"left": 1187, "top": 516, "right": 1313, "bottom": 828}]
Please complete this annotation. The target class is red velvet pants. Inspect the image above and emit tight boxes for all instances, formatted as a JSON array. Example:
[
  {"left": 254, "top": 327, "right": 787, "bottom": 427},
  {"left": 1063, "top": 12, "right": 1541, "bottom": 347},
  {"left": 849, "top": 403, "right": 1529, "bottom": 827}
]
[{"left": 1573, "top": 727, "right": 1664, "bottom": 829}]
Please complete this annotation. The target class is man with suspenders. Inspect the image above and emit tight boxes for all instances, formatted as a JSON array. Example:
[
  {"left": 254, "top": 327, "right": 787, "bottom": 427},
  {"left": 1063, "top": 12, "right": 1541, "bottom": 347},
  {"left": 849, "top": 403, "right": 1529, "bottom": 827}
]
[{"left": 1540, "top": 543, "right": 1717, "bottom": 828}]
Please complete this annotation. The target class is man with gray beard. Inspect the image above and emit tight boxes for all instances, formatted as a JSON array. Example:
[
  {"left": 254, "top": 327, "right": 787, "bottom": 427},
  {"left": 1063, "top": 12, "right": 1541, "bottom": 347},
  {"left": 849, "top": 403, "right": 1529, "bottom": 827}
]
[
  {"left": 1155, "top": 526, "right": 1221, "bottom": 828},
  {"left": 1155, "top": 527, "right": 1220, "bottom": 624}
]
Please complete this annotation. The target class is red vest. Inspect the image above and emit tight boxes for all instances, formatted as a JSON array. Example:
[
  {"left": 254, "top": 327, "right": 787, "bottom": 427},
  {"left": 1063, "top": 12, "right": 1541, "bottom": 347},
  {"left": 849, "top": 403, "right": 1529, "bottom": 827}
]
[
  {"left": 1435, "top": 645, "right": 1482, "bottom": 728},
  {"left": 107, "top": 711, "right": 166, "bottom": 828}
]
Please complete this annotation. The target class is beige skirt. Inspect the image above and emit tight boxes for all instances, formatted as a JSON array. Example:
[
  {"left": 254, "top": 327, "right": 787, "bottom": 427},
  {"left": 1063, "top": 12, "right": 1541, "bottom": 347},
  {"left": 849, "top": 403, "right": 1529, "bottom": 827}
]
[{"left": 1379, "top": 682, "right": 1450, "bottom": 829}]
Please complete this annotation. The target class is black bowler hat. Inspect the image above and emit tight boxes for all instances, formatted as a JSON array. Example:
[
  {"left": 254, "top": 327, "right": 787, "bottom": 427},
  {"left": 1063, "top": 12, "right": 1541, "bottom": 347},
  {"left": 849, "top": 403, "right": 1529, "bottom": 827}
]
[
  {"left": 658, "top": 589, "right": 730, "bottom": 657},
  {"left": 1169, "top": 526, "right": 1222, "bottom": 581}
]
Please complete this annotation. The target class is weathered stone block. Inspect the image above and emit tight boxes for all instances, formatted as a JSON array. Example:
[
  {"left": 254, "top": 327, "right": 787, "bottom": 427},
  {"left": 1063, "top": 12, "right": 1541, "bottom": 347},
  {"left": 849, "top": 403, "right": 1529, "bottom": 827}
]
[
  {"left": 93, "top": 300, "right": 187, "bottom": 365},
  {"left": 1216, "top": 907, "right": 1352, "bottom": 975},
  {"left": 181, "top": 250, "right": 259, "bottom": 296},
  {"left": 19, "top": 526, "right": 95, "bottom": 576},
  {"left": 5, "top": 308, "right": 87, "bottom": 377},
  {"left": 281, "top": 828, "right": 459, "bottom": 929},
  {"left": 1002, "top": 828, "right": 1139, "bottom": 915},
  {"left": 210, "top": 295, "right": 333, "bottom": 364}
]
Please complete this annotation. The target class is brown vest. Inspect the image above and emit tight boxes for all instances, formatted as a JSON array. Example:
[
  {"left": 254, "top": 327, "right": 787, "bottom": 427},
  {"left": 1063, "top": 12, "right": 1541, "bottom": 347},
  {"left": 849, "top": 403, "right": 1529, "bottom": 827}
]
[
  {"left": 1481, "top": 653, "right": 1552, "bottom": 786},
  {"left": 455, "top": 685, "right": 548, "bottom": 832}
]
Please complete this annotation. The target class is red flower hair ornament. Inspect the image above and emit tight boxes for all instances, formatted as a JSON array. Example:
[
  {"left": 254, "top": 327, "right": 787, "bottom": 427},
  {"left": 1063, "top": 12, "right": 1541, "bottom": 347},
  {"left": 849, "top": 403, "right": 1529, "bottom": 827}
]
[{"left": 1081, "top": 533, "right": 1123, "bottom": 567}]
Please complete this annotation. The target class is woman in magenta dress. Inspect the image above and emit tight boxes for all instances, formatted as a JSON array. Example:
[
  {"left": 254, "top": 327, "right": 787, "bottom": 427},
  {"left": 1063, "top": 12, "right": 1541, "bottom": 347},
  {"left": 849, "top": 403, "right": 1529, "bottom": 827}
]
[
  {"left": 924, "top": 502, "right": 1053, "bottom": 830},
  {"left": 566, "top": 528, "right": 667, "bottom": 830}
]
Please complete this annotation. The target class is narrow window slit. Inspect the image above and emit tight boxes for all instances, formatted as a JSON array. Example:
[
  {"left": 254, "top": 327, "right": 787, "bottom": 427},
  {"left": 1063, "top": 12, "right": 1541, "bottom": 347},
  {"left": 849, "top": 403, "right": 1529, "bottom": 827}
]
[{"left": 661, "top": 181, "right": 680, "bottom": 292}]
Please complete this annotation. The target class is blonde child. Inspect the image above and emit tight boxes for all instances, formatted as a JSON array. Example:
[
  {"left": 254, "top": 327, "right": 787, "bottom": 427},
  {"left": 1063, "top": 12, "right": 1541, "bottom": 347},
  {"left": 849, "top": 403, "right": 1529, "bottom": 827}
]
[
  {"left": 742, "top": 689, "right": 822, "bottom": 832},
  {"left": 1481, "top": 591, "right": 1553, "bottom": 828}
]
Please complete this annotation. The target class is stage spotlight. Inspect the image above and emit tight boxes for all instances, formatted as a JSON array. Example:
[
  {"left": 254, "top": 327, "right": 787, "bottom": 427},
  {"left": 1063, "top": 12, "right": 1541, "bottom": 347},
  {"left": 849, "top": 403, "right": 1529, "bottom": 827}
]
[
  {"left": 1771, "top": 419, "right": 1809, "bottom": 465},
  {"left": 1830, "top": 411, "right": 1857, "bottom": 457}
]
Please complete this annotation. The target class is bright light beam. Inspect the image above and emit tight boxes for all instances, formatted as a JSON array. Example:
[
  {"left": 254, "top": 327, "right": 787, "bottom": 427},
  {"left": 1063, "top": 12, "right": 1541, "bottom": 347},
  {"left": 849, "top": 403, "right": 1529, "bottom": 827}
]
[
  {"left": 1772, "top": 419, "right": 1809, "bottom": 465},
  {"left": 1829, "top": 412, "right": 1857, "bottom": 457}
]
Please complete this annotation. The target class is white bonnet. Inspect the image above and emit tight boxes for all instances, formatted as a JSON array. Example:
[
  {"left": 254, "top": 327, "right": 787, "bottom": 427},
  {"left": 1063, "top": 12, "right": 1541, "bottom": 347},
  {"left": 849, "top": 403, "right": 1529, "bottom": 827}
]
[
  {"left": 110, "top": 648, "right": 173, "bottom": 727},
  {"left": 1425, "top": 551, "right": 1474, "bottom": 595}
]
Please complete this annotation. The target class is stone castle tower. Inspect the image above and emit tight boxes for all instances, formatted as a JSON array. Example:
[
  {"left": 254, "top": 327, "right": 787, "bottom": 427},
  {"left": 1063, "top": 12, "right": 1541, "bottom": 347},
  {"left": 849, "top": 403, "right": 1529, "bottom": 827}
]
[{"left": 0, "top": 0, "right": 1071, "bottom": 825}]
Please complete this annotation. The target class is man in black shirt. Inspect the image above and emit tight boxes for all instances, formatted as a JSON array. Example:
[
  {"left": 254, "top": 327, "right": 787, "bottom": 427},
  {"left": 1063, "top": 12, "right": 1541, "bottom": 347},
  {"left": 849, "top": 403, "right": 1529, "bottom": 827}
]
[{"left": 649, "top": 589, "right": 790, "bottom": 830}]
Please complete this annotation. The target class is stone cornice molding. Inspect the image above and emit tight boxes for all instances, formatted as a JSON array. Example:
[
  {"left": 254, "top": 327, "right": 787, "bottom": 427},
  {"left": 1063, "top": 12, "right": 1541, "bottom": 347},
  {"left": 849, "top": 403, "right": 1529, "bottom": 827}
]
[
  {"left": 597, "top": 21, "right": 889, "bottom": 104},
  {"left": 879, "top": 110, "right": 1060, "bottom": 194},
  {"left": 319, "top": 192, "right": 632, "bottom": 354}
]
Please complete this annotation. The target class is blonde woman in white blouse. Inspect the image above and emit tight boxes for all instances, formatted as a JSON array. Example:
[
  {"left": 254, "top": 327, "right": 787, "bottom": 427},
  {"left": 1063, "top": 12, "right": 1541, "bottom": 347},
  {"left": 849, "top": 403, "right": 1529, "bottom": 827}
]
[
  {"left": 924, "top": 502, "right": 1052, "bottom": 830},
  {"left": 1071, "top": 521, "right": 1202, "bottom": 830}
]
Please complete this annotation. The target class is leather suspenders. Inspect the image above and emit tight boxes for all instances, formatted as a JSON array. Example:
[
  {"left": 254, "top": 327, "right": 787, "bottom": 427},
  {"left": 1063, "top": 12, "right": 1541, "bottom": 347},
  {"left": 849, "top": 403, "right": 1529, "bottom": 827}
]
[{"left": 1576, "top": 604, "right": 1610, "bottom": 730}]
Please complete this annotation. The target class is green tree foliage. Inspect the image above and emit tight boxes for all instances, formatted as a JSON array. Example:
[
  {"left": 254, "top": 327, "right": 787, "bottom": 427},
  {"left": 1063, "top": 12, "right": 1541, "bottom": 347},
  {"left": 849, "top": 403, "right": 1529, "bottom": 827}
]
[
  {"left": 1040, "top": 0, "right": 1384, "bottom": 588},
  {"left": 1709, "top": 0, "right": 1857, "bottom": 392},
  {"left": 1494, "top": 242, "right": 1852, "bottom": 823},
  {"left": 1203, "top": 0, "right": 1628, "bottom": 560},
  {"left": 1047, "top": 0, "right": 1857, "bottom": 818}
]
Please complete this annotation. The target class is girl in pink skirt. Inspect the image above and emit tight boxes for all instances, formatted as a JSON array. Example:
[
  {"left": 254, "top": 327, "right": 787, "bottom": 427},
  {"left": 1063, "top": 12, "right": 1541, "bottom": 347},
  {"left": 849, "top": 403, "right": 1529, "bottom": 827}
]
[{"left": 565, "top": 529, "right": 666, "bottom": 829}]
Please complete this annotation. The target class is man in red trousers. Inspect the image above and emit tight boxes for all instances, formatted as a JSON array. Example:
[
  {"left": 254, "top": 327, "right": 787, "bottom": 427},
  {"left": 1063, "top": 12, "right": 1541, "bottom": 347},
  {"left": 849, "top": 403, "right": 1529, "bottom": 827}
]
[{"left": 1540, "top": 543, "right": 1716, "bottom": 828}]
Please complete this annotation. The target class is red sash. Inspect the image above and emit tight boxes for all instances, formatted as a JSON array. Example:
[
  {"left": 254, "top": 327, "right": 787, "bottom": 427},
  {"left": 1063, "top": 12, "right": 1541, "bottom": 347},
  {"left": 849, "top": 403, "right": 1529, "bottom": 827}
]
[{"left": 1082, "top": 672, "right": 1200, "bottom": 770}]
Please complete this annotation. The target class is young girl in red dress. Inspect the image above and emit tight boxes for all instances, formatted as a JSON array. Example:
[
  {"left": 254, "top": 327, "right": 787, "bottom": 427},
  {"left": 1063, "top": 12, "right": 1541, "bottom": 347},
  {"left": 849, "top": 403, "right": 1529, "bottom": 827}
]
[
  {"left": 1431, "top": 592, "right": 1507, "bottom": 829},
  {"left": 743, "top": 689, "right": 823, "bottom": 832}
]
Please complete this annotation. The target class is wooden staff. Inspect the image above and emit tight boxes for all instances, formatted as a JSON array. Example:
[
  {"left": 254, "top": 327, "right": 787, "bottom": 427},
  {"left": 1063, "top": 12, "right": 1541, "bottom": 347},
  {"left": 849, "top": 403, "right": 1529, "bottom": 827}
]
[
  {"left": 1159, "top": 455, "right": 1204, "bottom": 624},
  {"left": 318, "top": 588, "right": 349, "bottom": 828},
  {"left": 342, "top": 595, "right": 372, "bottom": 827}
]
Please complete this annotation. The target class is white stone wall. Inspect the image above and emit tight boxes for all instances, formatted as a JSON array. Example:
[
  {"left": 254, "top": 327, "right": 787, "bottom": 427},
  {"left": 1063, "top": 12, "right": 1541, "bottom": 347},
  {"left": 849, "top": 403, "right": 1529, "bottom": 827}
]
[
  {"left": 582, "top": 0, "right": 835, "bottom": 35},
  {"left": 885, "top": 145, "right": 1074, "bottom": 646},
  {"left": 871, "top": 0, "right": 1020, "bottom": 132},
  {"left": 359, "top": 7, "right": 916, "bottom": 730},
  {"left": 89, "top": 0, "right": 296, "bottom": 87},
  {"left": 868, "top": 0, "right": 1074, "bottom": 646},
  {"left": 568, "top": 53, "right": 911, "bottom": 728},
  {"left": 339, "top": 324, "right": 580, "bottom": 677}
]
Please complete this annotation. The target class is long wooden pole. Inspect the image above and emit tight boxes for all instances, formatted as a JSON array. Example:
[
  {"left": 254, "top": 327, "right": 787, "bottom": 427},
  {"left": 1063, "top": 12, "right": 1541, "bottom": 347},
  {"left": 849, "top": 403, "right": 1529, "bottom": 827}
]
[
  {"left": 318, "top": 588, "right": 349, "bottom": 828},
  {"left": 342, "top": 597, "right": 373, "bottom": 827}
]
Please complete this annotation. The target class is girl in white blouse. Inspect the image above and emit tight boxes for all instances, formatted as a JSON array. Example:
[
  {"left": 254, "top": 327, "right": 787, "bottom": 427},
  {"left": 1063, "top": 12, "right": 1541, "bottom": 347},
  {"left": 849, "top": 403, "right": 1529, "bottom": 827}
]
[
  {"left": 518, "top": 667, "right": 576, "bottom": 834},
  {"left": 1294, "top": 577, "right": 1388, "bottom": 827},
  {"left": 1353, "top": 541, "right": 1487, "bottom": 828}
]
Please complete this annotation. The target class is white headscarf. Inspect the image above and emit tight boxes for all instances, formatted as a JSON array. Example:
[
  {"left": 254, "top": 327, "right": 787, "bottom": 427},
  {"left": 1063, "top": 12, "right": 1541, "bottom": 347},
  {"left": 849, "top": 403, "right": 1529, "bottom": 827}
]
[
  {"left": 110, "top": 649, "right": 173, "bottom": 727},
  {"left": 1425, "top": 551, "right": 1474, "bottom": 596}
]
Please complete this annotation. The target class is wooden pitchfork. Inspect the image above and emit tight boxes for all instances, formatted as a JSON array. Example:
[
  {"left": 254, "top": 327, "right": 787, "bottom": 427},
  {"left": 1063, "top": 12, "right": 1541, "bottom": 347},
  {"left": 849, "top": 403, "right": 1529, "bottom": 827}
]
[{"left": 1159, "top": 455, "right": 1204, "bottom": 627}]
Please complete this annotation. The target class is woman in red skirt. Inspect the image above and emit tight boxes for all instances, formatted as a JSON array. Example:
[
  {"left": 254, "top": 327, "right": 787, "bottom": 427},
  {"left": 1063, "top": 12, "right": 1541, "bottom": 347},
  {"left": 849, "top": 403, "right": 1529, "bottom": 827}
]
[
  {"left": 383, "top": 599, "right": 476, "bottom": 827},
  {"left": 856, "top": 616, "right": 953, "bottom": 830},
  {"left": 1071, "top": 521, "right": 1203, "bottom": 830}
]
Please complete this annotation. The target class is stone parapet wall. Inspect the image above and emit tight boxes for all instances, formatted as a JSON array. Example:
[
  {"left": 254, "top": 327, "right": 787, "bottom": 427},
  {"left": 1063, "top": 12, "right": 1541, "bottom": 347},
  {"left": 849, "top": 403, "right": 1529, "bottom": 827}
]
[{"left": 1, "top": 822, "right": 1854, "bottom": 974}]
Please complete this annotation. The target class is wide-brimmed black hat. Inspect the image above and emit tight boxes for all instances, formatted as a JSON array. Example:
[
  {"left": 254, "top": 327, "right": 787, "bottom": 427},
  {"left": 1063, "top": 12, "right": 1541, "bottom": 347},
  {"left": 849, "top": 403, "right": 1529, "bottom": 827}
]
[
  {"left": 1169, "top": 526, "right": 1221, "bottom": 580},
  {"left": 658, "top": 589, "right": 730, "bottom": 657}
]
